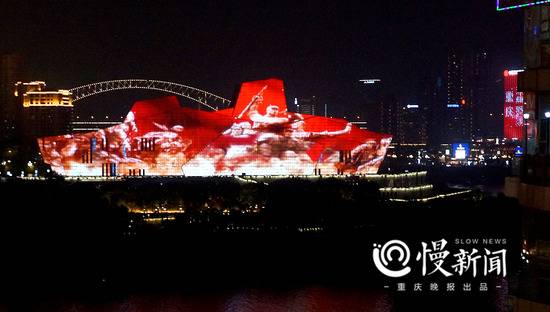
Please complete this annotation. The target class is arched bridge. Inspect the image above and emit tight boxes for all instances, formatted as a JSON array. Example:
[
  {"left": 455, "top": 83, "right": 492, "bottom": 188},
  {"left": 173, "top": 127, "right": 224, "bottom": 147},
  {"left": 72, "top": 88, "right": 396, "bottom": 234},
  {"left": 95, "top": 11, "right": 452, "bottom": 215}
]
[{"left": 69, "top": 79, "right": 231, "bottom": 111}]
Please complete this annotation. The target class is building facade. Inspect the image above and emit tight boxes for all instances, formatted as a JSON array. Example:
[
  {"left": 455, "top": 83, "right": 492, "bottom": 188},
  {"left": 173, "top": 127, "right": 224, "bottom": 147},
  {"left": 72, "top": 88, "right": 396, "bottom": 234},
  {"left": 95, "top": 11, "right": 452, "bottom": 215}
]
[
  {"left": 444, "top": 51, "right": 473, "bottom": 143},
  {"left": 503, "top": 69, "right": 525, "bottom": 140},
  {"left": 38, "top": 79, "right": 392, "bottom": 177},
  {"left": 396, "top": 98, "right": 428, "bottom": 144},
  {"left": 15, "top": 81, "right": 73, "bottom": 141},
  {"left": 294, "top": 96, "right": 318, "bottom": 115}
]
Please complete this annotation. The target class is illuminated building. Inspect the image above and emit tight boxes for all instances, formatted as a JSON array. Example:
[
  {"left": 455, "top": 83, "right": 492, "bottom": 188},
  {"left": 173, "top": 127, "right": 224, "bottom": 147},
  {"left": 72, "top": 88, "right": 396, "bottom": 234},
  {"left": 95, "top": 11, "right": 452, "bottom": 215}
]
[
  {"left": 294, "top": 96, "right": 317, "bottom": 115},
  {"left": 378, "top": 94, "right": 428, "bottom": 144},
  {"left": 420, "top": 76, "right": 446, "bottom": 147},
  {"left": 15, "top": 81, "right": 73, "bottom": 140},
  {"left": 350, "top": 120, "right": 368, "bottom": 130},
  {"left": 503, "top": 69, "right": 525, "bottom": 140},
  {"left": 431, "top": 49, "right": 496, "bottom": 144},
  {"left": 70, "top": 117, "right": 125, "bottom": 133},
  {"left": 38, "top": 79, "right": 392, "bottom": 177},
  {"left": 444, "top": 50, "right": 472, "bottom": 143},
  {"left": 15, "top": 81, "right": 45, "bottom": 95},
  {"left": 510, "top": 3, "right": 550, "bottom": 203},
  {"left": 503, "top": 3, "right": 550, "bottom": 308},
  {"left": 469, "top": 50, "right": 497, "bottom": 139},
  {"left": 396, "top": 99, "right": 427, "bottom": 144},
  {"left": 379, "top": 94, "right": 400, "bottom": 137},
  {"left": 358, "top": 79, "right": 383, "bottom": 133},
  {"left": 22, "top": 90, "right": 72, "bottom": 107}
]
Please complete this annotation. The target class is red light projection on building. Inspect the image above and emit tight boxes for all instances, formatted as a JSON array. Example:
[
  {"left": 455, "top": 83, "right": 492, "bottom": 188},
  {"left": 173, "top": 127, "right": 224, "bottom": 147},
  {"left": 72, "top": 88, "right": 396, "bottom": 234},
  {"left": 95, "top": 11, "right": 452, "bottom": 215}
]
[
  {"left": 38, "top": 79, "right": 392, "bottom": 176},
  {"left": 503, "top": 70, "right": 524, "bottom": 140}
]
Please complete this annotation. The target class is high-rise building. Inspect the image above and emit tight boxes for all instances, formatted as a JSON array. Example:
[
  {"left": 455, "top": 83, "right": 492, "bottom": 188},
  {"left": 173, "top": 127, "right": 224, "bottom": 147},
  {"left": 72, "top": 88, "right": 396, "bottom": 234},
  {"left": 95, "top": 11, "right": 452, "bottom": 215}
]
[
  {"left": 396, "top": 98, "right": 428, "bottom": 144},
  {"left": 420, "top": 75, "right": 446, "bottom": 147},
  {"left": 469, "top": 50, "right": 495, "bottom": 139},
  {"left": 0, "top": 54, "right": 24, "bottom": 142},
  {"left": 443, "top": 50, "right": 473, "bottom": 143},
  {"left": 440, "top": 49, "right": 499, "bottom": 143},
  {"left": 519, "top": 4, "right": 550, "bottom": 157},
  {"left": 379, "top": 94, "right": 400, "bottom": 137},
  {"left": 358, "top": 79, "right": 383, "bottom": 132},
  {"left": 294, "top": 96, "right": 318, "bottom": 115},
  {"left": 503, "top": 69, "right": 525, "bottom": 140},
  {"left": 15, "top": 81, "right": 73, "bottom": 142}
]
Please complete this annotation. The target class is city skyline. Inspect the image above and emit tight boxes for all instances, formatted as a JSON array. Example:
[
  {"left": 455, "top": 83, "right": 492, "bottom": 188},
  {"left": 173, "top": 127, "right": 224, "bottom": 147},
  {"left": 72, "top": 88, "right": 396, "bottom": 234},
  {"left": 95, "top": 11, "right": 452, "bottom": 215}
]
[
  {"left": 2, "top": 2, "right": 550, "bottom": 310},
  {"left": 1, "top": 1, "right": 523, "bottom": 119}
]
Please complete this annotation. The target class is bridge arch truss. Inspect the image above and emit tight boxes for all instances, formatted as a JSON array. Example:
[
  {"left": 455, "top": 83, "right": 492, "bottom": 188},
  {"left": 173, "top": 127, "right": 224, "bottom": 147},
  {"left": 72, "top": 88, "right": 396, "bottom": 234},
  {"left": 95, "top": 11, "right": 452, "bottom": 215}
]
[{"left": 69, "top": 79, "right": 231, "bottom": 110}]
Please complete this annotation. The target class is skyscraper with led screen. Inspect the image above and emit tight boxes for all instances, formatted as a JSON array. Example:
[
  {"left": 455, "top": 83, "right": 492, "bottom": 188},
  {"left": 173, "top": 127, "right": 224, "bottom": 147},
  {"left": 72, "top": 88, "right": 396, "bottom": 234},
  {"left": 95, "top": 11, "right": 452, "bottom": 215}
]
[{"left": 503, "top": 69, "right": 524, "bottom": 140}]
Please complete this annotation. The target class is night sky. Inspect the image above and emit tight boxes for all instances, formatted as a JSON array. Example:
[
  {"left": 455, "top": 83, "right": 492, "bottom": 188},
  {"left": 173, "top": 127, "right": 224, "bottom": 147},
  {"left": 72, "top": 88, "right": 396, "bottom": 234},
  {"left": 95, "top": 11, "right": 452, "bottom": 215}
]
[{"left": 2, "top": 0, "right": 523, "bottom": 119}]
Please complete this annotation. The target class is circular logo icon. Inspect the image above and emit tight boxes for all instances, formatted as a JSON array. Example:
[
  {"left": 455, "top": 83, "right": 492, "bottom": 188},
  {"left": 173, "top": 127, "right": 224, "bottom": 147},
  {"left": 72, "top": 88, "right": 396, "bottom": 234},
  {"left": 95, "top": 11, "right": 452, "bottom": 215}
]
[{"left": 372, "top": 240, "right": 412, "bottom": 278}]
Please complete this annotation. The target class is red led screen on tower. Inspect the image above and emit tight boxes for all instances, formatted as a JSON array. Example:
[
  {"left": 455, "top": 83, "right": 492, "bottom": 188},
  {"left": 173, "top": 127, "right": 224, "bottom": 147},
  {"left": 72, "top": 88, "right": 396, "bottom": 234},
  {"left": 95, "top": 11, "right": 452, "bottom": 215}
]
[
  {"left": 503, "top": 70, "right": 524, "bottom": 140},
  {"left": 38, "top": 79, "right": 392, "bottom": 176}
]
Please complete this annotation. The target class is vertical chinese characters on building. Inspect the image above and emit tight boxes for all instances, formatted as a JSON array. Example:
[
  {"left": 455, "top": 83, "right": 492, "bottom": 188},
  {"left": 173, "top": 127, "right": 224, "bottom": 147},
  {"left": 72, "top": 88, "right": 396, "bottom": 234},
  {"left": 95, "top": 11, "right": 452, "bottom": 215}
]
[{"left": 503, "top": 70, "right": 524, "bottom": 140}]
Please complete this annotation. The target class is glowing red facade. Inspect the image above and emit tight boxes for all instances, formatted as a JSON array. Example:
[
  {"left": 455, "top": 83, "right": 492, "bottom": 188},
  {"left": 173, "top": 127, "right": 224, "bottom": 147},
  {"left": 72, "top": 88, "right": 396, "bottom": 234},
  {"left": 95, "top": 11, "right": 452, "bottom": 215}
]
[
  {"left": 503, "top": 70, "right": 524, "bottom": 140},
  {"left": 38, "top": 79, "right": 392, "bottom": 176}
]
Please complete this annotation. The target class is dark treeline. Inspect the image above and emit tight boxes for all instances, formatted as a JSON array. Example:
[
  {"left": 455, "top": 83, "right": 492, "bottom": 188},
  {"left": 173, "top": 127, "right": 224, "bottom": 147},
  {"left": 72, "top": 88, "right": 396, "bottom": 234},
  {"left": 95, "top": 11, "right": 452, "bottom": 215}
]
[{"left": 0, "top": 177, "right": 521, "bottom": 310}]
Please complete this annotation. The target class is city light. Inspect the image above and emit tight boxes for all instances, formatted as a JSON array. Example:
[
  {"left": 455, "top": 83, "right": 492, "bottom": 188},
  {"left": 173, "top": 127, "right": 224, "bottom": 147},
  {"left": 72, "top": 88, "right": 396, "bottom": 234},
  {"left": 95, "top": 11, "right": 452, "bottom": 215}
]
[
  {"left": 38, "top": 79, "right": 392, "bottom": 177},
  {"left": 504, "top": 69, "right": 525, "bottom": 139},
  {"left": 359, "top": 79, "right": 381, "bottom": 84},
  {"left": 505, "top": 69, "right": 524, "bottom": 76},
  {"left": 1, "top": 3, "right": 542, "bottom": 306}
]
